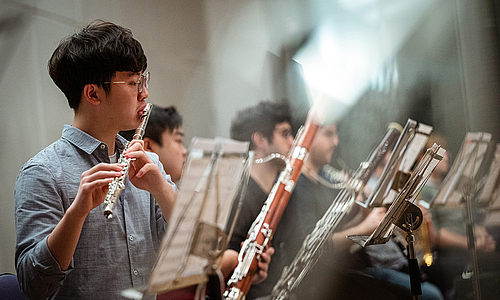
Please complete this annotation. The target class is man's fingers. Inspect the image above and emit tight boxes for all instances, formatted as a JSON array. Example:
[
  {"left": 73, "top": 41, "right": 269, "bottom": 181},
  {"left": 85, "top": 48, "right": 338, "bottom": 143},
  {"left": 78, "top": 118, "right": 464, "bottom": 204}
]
[
  {"left": 81, "top": 177, "right": 115, "bottom": 192},
  {"left": 133, "top": 162, "right": 156, "bottom": 178},
  {"left": 82, "top": 169, "right": 122, "bottom": 183}
]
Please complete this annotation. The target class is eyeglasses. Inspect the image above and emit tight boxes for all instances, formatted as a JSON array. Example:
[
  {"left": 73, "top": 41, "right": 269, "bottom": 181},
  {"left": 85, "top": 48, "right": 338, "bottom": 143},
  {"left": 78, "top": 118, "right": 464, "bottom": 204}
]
[
  {"left": 102, "top": 71, "right": 150, "bottom": 93},
  {"left": 274, "top": 128, "right": 293, "bottom": 139}
]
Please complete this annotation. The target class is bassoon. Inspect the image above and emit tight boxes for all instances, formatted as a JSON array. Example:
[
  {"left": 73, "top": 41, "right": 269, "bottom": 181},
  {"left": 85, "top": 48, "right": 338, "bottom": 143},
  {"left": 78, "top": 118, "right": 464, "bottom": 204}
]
[{"left": 223, "top": 105, "right": 323, "bottom": 300}]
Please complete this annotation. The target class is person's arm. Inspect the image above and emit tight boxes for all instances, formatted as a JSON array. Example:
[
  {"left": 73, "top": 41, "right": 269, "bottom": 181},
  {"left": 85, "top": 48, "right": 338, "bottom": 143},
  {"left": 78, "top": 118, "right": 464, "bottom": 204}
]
[
  {"left": 474, "top": 226, "right": 496, "bottom": 252},
  {"left": 331, "top": 207, "right": 386, "bottom": 251},
  {"left": 437, "top": 226, "right": 496, "bottom": 252},
  {"left": 47, "top": 163, "right": 124, "bottom": 270},
  {"left": 437, "top": 228, "right": 468, "bottom": 249},
  {"left": 15, "top": 162, "right": 122, "bottom": 299}
]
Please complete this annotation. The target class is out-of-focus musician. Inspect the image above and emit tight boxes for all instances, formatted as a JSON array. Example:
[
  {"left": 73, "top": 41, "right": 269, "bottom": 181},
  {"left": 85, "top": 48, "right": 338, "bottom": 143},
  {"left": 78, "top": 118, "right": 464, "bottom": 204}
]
[
  {"left": 220, "top": 101, "right": 294, "bottom": 299},
  {"left": 420, "top": 135, "right": 499, "bottom": 299}
]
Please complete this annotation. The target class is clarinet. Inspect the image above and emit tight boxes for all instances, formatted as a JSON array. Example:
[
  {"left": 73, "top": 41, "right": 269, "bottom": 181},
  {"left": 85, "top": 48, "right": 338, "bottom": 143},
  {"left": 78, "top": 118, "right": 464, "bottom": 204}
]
[
  {"left": 271, "top": 123, "right": 401, "bottom": 300},
  {"left": 224, "top": 106, "right": 322, "bottom": 300},
  {"left": 103, "top": 103, "right": 153, "bottom": 219}
]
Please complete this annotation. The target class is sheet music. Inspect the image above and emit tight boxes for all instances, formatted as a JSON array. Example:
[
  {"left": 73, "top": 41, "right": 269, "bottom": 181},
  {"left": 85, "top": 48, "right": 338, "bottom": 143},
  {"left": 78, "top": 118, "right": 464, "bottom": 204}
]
[
  {"left": 146, "top": 137, "right": 250, "bottom": 294},
  {"left": 479, "top": 144, "right": 500, "bottom": 226},
  {"left": 381, "top": 122, "right": 433, "bottom": 205},
  {"left": 432, "top": 132, "right": 492, "bottom": 207}
]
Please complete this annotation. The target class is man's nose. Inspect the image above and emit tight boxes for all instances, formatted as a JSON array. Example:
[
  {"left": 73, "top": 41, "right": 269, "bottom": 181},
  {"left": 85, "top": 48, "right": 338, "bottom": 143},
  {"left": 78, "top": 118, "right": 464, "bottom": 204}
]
[{"left": 139, "top": 87, "right": 149, "bottom": 99}]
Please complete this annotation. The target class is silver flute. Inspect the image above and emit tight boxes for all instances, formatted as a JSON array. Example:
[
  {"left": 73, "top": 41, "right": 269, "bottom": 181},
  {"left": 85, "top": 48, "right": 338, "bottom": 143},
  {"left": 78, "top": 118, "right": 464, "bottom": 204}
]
[{"left": 103, "top": 103, "right": 153, "bottom": 219}]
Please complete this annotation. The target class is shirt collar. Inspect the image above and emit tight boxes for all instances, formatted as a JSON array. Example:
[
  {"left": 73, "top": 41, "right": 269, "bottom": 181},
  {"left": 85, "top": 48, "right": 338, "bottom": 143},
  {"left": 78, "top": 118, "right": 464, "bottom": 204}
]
[{"left": 61, "top": 125, "right": 128, "bottom": 154}]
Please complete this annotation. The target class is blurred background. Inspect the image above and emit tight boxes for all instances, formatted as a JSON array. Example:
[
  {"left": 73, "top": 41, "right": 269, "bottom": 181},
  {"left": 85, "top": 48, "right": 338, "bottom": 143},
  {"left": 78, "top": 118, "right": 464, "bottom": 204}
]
[{"left": 1, "top": 0, "right": 499, "bottom": 293}]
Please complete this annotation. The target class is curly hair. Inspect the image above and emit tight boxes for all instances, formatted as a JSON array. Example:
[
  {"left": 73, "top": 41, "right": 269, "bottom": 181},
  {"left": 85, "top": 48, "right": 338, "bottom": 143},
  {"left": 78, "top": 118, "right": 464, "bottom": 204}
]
[{"left": 230, "top": 101, "right": 292, "bottom": 150}]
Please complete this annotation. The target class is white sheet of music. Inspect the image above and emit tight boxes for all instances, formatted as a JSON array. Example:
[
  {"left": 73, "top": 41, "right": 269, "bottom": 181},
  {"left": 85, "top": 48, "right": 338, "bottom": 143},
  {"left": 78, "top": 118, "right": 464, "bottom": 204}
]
[
  {"left": 146, "top": 137, "right": 249, "bottom": 294},
  {"left": 382, "top": 123, "right": 433, "bottom": 205},
  {"left": 479, "top": 144, "right": 500, "bottom": 226},
  {"left": 433, "top": 132, "right": 492, "bottom": 206}
]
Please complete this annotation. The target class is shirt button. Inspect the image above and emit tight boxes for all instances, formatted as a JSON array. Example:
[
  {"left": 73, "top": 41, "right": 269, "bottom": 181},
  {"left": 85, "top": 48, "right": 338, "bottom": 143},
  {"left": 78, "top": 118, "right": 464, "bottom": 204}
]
[
  {"left": 100, "top": 144, "right": 106, "bottom": 150},
  {"left": 133, "top": 270, "right": 138, "bottom": 276},
  {"left": 129, "top": 235, "right": 134, "bottom": 241},
  {"left": 279, "top": 242, "right": 285, "bottom": 249}
]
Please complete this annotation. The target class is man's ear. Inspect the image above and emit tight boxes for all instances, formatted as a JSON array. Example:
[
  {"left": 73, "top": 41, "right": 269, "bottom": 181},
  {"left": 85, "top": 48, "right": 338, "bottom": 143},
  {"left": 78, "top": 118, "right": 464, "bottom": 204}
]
[
  {"left": 82, "top": 84, "right": 101, "bottom": 106},
  {"left": 143, "top": 137, "right": 157, "bottom": 152},
  {"left": 251, "top": 132, "right": 268, "bottom": 150}
]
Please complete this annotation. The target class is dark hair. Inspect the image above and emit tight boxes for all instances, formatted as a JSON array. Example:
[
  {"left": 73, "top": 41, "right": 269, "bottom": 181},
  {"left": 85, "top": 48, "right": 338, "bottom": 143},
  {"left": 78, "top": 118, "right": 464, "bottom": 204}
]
[
  {"left": 143, "top": 105, "right": 183, "bottom": 146},
  {"left": 48, "top": 19, "right": 147, "bottom": 110},
  {"left": 230, "top": 101, "right": 292, "bottom": 150}
]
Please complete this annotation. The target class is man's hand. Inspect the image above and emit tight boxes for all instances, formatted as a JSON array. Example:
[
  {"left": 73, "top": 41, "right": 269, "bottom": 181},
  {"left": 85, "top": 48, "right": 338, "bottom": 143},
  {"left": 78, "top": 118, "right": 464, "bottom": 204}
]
[
  {"left": 124, "top": 140, "right": 177, "bottom": 221},
  {"left": 70, "top": 163, "right": 123, "bottom": 218},
  {"left": 356, "top": 207, "right": 386, "bottom": 235},
  {"left": 253, "top": 246, "right": 275, "bottom": 285},
  {"left": 124, "top": 140, "right": 167, "bottom": 194},
  {"left": 475, "top": 226, "right": 496, "bottom": 253}
]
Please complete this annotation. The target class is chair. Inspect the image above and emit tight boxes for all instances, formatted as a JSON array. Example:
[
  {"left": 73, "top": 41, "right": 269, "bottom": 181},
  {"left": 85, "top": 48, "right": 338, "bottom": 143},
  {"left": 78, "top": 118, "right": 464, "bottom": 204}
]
[{"left": 0, "top": 273, "right": 30, "bottom": 300}]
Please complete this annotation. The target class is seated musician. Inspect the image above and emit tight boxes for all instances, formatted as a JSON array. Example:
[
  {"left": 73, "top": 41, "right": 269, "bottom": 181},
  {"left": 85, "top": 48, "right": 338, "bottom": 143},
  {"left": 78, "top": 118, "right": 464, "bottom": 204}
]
[
  {"left": 419, "top": 135, "right": 499, "bottom": 299},
  {"left": 221, "top": 101, "right": 294, "bottom": 300},
  {"left": 151, "top": 104, "right": 274, "bottom": 299},
  {"left": 337, "top": 149, "right": 444, "bottom": 300},
  {"left": 15, "top": 20, "right": 177, "bottom": 300},
  {"left": 282, "top": 122, "right": 413, "bottom": 300},
  {"left": 225, "top": 103, "right": 411, "bottom": 300},
  {"left": 121, "top": 105, "right": 187, "bottom": 184}
]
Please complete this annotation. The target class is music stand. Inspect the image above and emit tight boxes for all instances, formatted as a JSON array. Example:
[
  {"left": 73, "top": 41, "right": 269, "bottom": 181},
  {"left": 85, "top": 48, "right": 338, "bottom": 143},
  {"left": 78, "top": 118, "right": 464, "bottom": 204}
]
[
  {"left": 141, "top": 137, "right": 251, "bottom": 298},
  {"left": 477, "top": 143, "right": 500, "bottom": 227},
  {"left": 432, "top": 132, "right": 492, "bottom": 207},
  {"left": 361, "top": 119, "right": 432, "bottom": 208},
  {"left": 349, "top": 144, "right": 445, "bottom": 300},
  {"left": 429, "top": 132, "right": 491, "bottom": 300}
]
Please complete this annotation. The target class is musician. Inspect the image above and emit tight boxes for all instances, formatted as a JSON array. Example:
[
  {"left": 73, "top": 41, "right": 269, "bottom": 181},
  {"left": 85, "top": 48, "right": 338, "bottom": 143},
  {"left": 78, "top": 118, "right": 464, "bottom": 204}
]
[
  {"left": 142, "top": 106, "right": 186, "bottom": 183},
  {"left": 121, "top": 105, "right": 187, "bottom": 183},
  {"left": 15, "top": 20, "right": 177, "bottom": 300},
  {"left": 221, "top": 101, "right": 293, "bottom": 299},
  {"left": 284, "top": 123, "right": 413, "bottom": 300},
  {"left": 335, "top": 149, "right": 444, "bottom": 300},
  {"left": 420, "top": 135, "right": 499, "bottom": 299}
]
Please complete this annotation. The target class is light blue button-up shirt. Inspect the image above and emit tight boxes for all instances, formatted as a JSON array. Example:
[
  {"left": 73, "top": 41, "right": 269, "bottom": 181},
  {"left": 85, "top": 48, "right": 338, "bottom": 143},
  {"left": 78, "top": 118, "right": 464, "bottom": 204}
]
[{"left": 15, "top": 125, "right": 176, "bottom": 300}]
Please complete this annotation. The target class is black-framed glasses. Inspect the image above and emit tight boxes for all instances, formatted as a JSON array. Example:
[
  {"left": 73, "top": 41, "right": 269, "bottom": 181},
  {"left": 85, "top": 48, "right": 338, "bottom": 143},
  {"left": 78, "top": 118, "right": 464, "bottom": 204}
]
[
  {"left": 274, "top": 128, "right": 293, "bottom": 139},
  {"left": 103, "top": 71, "right": 150, "bottom": 93}
]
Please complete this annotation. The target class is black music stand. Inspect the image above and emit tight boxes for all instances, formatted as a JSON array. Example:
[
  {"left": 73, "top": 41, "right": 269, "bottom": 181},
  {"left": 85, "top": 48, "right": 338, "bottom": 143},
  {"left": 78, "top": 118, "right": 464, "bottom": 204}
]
[{"left": 349, "top": 144, "right": 446, "bottom": 300}]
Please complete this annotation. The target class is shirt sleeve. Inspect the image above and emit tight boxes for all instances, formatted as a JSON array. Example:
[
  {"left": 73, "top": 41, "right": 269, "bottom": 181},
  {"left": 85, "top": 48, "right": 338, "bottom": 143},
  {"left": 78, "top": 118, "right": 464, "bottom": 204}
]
[
  {"left": 15, "top": 163, "right": 72, "bottom": 300},
  {"left": 149, "top": 151, "right": 176, "bottom": 239}
]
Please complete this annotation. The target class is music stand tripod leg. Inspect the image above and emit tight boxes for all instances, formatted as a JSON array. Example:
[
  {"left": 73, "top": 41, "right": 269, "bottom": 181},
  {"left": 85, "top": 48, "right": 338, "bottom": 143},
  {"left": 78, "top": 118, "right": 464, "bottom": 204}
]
[
  {"left": 396, "top": 202, "right": 423, "bottom": 300},
  {"left": 406, "top": 231, "right": 422, "bottom": 300}
]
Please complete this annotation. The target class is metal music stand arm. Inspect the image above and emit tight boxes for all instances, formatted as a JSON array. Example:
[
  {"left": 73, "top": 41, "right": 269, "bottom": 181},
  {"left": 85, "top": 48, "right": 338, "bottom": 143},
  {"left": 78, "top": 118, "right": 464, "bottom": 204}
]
[
  {"left": 400, "top": 204, "right": 423, "bottom": 300},
  {"left": 406, "top": 231, "right": 422, "bottom": 300},
  {"left": 464, "top": 183, "right": 482, "bottom": 300}
]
